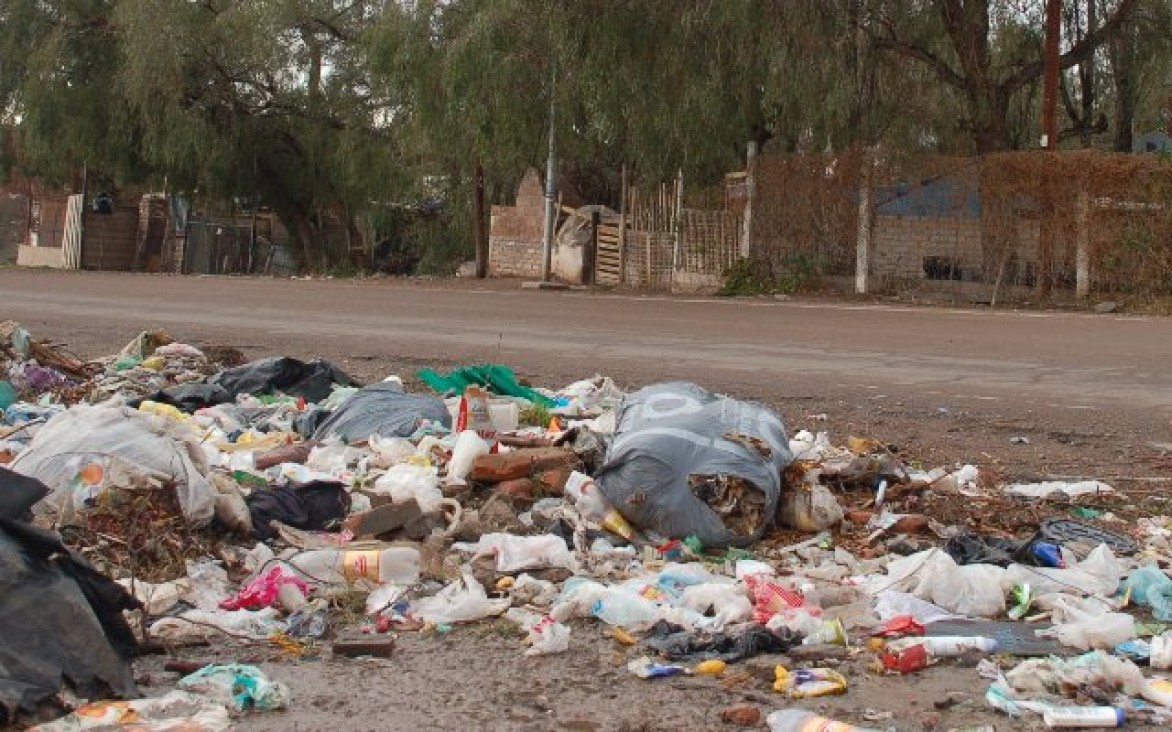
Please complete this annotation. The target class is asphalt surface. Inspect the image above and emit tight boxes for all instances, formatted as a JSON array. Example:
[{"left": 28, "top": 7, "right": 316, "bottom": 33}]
[{"left": 2, "top": 269, "right": 1169, "bottom": 418}]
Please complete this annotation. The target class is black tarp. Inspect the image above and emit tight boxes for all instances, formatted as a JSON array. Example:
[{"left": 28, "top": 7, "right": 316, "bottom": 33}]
[{"left": 0, "top": 468, "right": 140, "bottom": 722}]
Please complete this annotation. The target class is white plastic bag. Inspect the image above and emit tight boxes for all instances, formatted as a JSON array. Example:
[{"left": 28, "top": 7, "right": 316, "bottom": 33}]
[
  {"left": 1004, "top": 544, "right": 1121, "bottom": 599},
  {"left": 873, "top": 590, "right": 965, "bottom": 624},
  {"left": 368, "top": 436, "right": 416, "bottom": 468},
  {"left": 410, "top": 573, "right": 510, "bottom": 624},
  {"left": 877, "top": 549, "right": 1006, "bottom": 617},
  {"left": 372, "top": 463, "right": 443, "bottom": 514},
  {"left": 446, "top": 430, "right": 490, "bottom": 483},
  {"left": 679, "top": 583, "right": 753, "bottom": 630},
  {"left": 1042, "top": 610, "right": 1136, "bottom": 650},
  {"left": 525, "top": 617, "right": 571, "bottom": 656},
  {"left": 11, "top": 404, "right": 217, "bottom": 526},
  {"left": 453, "top": 533, "right": 578, "bottom": 573}
]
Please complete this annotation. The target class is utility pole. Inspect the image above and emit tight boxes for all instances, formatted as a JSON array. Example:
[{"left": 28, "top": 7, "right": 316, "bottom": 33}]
[
  {"left": 540, "top": 65, "right": 557, "bottom": 282},
  {"left": 1043, "top": 0, "right": 1061, "bottom": 149}
]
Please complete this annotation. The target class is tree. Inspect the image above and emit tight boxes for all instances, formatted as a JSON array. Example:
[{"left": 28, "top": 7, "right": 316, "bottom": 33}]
[
  {"left": 870, "top": 0, "right": 1141, "bottom": 154},
  {"left": 113, "top": 0, "right": 403, "bottom": 267}
]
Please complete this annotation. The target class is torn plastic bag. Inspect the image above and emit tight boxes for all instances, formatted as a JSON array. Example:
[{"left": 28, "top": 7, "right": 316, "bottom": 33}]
[
  {"left": 10, "top": 404, "right": 217, "bottom": 526},
  {"left": 594, "top": 382, "right": 791, "bottom": 547},
  {"left": 0, "top": 468, "right": 140, "bottom": 723},
  {"left": 208, "top": 356, "right": 357, "bottom": 402},
  {"left": 311, "top": 382, "right": 451, "bottom": 444},
  {"left": 410, "top": 572, "right": 510, "bottom": 624}
]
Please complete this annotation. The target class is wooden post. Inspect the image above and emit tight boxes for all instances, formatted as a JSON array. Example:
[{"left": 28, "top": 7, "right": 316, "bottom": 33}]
[
  {"left": 618, "top": 165, "right": 628, "bottom": 285},
  {"left": 1075, "top": 186, "right": 1091, "bottom": 298},
  {"left": 672, "top": 169, "right": 683, "bottom": 282},
  {"left": 473, "top": 159, "right": 488, "bottom": 278}
]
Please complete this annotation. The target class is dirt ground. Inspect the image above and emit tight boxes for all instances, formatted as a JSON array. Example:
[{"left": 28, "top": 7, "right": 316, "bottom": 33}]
[{"left": 4, "top": 270, "right": 1172, "bottom": 730}]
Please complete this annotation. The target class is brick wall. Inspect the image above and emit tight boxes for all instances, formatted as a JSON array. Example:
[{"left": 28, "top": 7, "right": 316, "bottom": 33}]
[{"left": 489, "top": 168, "right": 545, "bottom": 277}]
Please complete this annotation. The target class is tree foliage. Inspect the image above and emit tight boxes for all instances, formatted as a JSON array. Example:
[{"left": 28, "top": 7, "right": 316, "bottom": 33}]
[{"left": 1, "top": 0, "right": 1170, "bottom": 267}]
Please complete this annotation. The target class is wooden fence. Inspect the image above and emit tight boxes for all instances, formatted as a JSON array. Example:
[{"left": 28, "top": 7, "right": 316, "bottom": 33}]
[{"left": 594, "top": 171, "right": 744, "bottom": 292}]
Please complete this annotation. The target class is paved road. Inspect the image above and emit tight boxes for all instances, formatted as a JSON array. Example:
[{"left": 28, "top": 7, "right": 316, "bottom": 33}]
[{"left": 2, "top": 269, "right": 1169, "bottom": 417}]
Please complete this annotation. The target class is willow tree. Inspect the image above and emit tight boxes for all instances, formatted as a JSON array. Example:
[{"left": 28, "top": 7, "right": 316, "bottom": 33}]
[
  {"left": 113, "top": 0, "right": 403, "bottom": 267},
  {"left": 0, "top": 0, "right": 145, "bottom": 187}
]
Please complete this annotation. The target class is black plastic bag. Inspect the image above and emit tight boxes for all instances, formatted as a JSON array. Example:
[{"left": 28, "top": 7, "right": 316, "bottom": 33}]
[
  {"left": 311, "top": 381, "right": 451, "bottom": 443},
  {"left": 0, "top": 468, "right": 140, "bottom": 722},
  {"left": 209, "top": 356, "right": 358, "bottom": 402}
]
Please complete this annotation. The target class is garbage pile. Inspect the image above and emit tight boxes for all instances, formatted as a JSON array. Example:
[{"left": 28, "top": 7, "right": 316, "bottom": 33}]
[{"left": 4, "top": 321, "right": 1172, "bottom": 729}]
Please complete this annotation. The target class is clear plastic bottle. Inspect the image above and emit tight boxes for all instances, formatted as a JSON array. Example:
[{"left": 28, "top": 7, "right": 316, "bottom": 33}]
[
  {"left": 1041, "top": 706, "right": 1124, "bottom": 728},
  {"left": 286, "top": 547, "right": 421, "bottom": 585},
  {"left": 766, "top": 709, "right": 876, "bottom": 732}
]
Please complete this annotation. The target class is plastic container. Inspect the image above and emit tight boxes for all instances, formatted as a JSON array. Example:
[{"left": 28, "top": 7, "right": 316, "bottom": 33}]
[
  {"left": 286, "top": 547, "right": 421, "bottom": 585},
  {"left": 1041, "top": 706, "right": 1124, "bottom": 728},
  {"left": 766, "top": 709, "right": 875, "bottom": 731}
]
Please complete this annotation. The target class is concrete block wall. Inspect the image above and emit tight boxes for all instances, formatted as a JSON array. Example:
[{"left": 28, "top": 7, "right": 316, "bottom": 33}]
[{"left": 873, "top": 214, "right": 1040, "bottom": 282}]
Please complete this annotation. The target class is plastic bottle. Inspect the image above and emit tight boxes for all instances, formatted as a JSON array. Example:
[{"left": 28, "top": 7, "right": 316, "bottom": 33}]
[
  {"left": 766, "top": 709, "right": 876, "bottom": 731},
  {"left": 286, "top": 547, "right": 421, "bottom": 585},
  {"left": 1041, "top": 706, "right": 1124, "bottom": 728}
]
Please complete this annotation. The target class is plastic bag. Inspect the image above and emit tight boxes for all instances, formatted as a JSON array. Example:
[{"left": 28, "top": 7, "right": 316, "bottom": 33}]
[
  {"left": 410, "top": 572, "right": 510, "bottom": 624},
  {"left": 11, "top": 405, "right": 217, "bottom": 526},
  {"left": 745, "top": 574, "right": 811, "bottom": 624},
  {"left": 369, "top": 436, "right": 416, "bottom": 468},
  {"left": 525, "top": 616, "right": 571, "bottom": 656},
  {"left": 372, "top": 463, "right": 443, "bottom": 514},
  {"left": 453, "top": 533, "right": 578, "bottom": 573},
  {"left": 879, "top": 549, "right": 1006, "bottom": 617},
  {"left": 777, "top": 482, "right": 844, "bottom": 531},
  {"left": 447, "top": 430, "right": 490, "bottom": 483},
  {"left": 219, "top": 566, "right": 309, "bottom": 611},
  {"left": 594, "top": 382, "right": 791, "bottom": 547},
  {"left": 1004, "top": 544, "right": 1120, "bottom": 599},
  {"left": 678, "top": 583, "right": 753, "bottom": 630},
  {"left": 591, "top": 589, "right": 664, "bottom": 631},
  {"left": 1128, "top": 565, "right": 1172, "bottom": 606},
  {"left": 178, "top": 663, "right": 290, "bottom": 712},
  {"left": 149, "top": 607, "right": 285, "bottom": 642},
  {"left": 312, "top": 382, "right": 450, "bottom": 444},
  {"left": 1042, "top": 611, "right": 1136, "bottom": 651},
  {"left": 29, "top": 690, "right": 231, "bottom": 732},
  {"left": 208, "top": 356, "right": 356, "bottom": 402}
]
